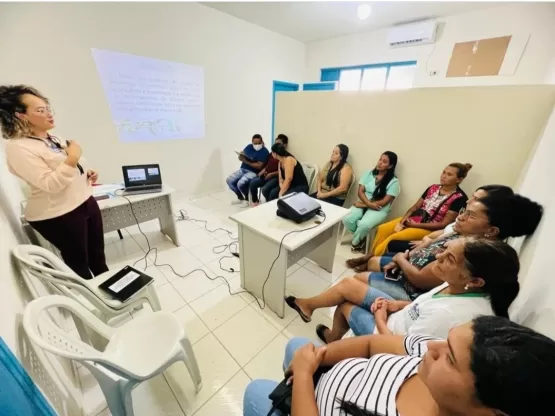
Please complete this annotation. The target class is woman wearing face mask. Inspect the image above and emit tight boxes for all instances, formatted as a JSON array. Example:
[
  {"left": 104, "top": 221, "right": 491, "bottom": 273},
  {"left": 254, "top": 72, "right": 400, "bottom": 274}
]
[
  {"left": 267, "top": 143, "right": 309, "bottom": 201},
  {"left": 285, "top": 194, "right": 542, "bottom": 327},
  {"left": 342, "top": 151, "right": 400, "bottom": 253},
  {"left": 0, "top": 85, "right": 107, "bottom": 279},
  {"left": 311, "top": 144, "right": 353, "bottom": 207},
  {"left": 244, "top": 316, "right": 555, "bottom": 416}
]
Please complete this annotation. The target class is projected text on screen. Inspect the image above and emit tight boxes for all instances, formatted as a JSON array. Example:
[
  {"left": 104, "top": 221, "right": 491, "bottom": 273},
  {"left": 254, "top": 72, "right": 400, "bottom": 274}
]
[{"left": 92, "top": 49, "right": 205, "bottom": 142}]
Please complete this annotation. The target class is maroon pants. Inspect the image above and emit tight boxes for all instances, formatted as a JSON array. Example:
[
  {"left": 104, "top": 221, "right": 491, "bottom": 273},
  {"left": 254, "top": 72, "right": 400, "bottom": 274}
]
[{"left": 29, "top": 196, "right": 108, "bottom": 279}]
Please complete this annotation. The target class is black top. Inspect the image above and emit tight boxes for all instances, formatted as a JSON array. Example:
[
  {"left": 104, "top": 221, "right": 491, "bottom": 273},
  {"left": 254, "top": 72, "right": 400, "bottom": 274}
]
[{"left": 280, "top": 157, "right": 308, "bottom": 189}]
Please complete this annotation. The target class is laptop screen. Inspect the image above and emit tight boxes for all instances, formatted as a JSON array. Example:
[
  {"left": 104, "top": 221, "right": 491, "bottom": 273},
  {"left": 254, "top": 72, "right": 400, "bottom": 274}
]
[{"left": 122, "top": 164, "right": 162, "bottom": 188}]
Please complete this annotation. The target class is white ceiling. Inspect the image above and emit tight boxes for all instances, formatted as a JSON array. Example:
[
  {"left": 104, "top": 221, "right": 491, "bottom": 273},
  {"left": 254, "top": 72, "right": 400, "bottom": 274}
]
[{"left": 203, "top": 1, "right": 507, "bottom": 43}]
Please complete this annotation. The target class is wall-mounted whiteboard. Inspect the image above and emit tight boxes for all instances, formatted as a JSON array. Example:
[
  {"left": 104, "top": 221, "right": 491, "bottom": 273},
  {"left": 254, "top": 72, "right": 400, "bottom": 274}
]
[{"left": 92, "top": 48, "right": 205, "bottom": 142}]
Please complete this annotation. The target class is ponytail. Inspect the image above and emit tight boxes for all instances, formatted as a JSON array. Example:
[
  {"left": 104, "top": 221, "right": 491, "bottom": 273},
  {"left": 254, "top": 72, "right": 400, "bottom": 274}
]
[
  {"left": 462, "top": 239, "right": 520, "bottom": 318},
  {"left": 487, "top": 281, "right": 520, "bottom": 318}
]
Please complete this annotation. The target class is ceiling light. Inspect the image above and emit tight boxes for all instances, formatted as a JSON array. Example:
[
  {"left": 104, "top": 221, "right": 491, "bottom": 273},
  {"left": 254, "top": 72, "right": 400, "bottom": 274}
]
[{"left": 357, "top": 4, "right": 372, "bottom": 21}]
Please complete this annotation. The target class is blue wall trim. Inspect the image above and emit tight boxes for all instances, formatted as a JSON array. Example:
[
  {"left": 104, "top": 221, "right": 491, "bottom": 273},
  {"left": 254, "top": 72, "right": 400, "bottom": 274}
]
[
  {"left": 271, "top": 80, "right": 299, "bottom": 143},
  {"left": 320, "top": 60, "right": 417, "bottom": 82},
  {"left": 0, "top": 337, "right": 56, "bottom": 415},
  {"left": 302, "top": 82, "right": 336, "bottom": 91}
]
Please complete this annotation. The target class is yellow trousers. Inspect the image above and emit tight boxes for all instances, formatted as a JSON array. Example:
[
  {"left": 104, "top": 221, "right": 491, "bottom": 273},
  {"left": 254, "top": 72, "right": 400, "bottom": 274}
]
[{"left": 370, "top": 217, "right": 432, "bottom": 256}]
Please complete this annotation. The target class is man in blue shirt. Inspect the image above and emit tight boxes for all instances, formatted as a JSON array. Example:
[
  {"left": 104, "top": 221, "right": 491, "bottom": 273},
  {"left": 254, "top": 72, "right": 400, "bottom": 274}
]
[{"left": 226, "top": 134, "right": 270, "bottom": 207}]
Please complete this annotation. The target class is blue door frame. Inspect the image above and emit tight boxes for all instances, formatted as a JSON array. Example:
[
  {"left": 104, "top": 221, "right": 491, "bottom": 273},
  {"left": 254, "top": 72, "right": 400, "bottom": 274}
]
[
  {"left": 271, "top": 81, "right": 299, "bottom": 143},
  {"left": 302, "top": 82, "right": 337, "bottom": 91}
]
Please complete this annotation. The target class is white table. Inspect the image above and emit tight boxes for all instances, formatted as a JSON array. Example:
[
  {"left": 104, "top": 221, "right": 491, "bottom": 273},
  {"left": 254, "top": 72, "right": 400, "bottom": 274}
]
[
  {"left": 96, "top": 184, "right": 181, "bottom": 247},
  {"left": 230, "top": 199, "right": 349, "bottom": 318},
  {"left": 21, "top": 184, "right": 181, "bottom": 250}
]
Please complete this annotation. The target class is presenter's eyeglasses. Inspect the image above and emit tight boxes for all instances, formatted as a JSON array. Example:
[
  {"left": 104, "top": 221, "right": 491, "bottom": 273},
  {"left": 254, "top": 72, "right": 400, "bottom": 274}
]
[{"left": 32, "top": 106, "right": 55, "bottom": 116}]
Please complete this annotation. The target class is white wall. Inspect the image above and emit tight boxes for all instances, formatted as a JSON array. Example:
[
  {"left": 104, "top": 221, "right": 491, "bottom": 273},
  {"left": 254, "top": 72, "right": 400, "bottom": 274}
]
[
  {"left": 0, "top": 2, "right": 306, "bottom": 195},
  {"left": 0, "top": 142, "right": 28, "bottom": 351},
  {"left": 306, "top": 3, "right": 555, "bottom": 87},
  {"left": 510, "top": 108, "right": 555, "bottom": 339}
]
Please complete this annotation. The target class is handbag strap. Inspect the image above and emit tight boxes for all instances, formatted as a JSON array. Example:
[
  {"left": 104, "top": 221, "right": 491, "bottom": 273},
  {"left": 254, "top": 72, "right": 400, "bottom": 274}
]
[{"left": 427, "top": 188, "right": 459, "bottom": 222}]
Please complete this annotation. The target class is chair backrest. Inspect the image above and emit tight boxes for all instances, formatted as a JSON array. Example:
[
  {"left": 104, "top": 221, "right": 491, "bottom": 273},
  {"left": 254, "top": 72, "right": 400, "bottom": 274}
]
[
  {"left": 23, "top": 296, "right": 110, "bottom": 362},
  {"left": 12, "top": 245, "right": 112, "bottom": 316},
  {"left": 347, "top": 172, "right": 357, "bottom": 199},
  {"left": 23, "top": 295, "right": 149, "bottom": 380},
  {"left": 301, "top": 162, "right": 319, "bottom": 193},
  {"left": 389, "top": 183, "right": 401, "bottom": 210}
]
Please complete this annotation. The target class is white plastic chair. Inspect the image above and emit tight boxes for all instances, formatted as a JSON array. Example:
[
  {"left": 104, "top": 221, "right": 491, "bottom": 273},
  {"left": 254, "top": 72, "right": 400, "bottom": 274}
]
[
  {"left": 340, "top": 184, "right": 401, "bottom": 254},
  {"left": 23, "top": 295, "right": 202, "bottom": 416},
  {"left": 12, "top": 245, "right": 161, "bottom": 325},
  {"left": 301, "top": 162, "right": 319, "bottom": 194}
]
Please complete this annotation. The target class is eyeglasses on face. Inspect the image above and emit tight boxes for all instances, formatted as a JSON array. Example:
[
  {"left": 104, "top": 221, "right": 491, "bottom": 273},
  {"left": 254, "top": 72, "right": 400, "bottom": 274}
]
[
  {"left": 458, "top": 207, "right": 488, "bottom": 222},
  {"left": 32, "top": 106, "right": 55, "bottom": 116}
]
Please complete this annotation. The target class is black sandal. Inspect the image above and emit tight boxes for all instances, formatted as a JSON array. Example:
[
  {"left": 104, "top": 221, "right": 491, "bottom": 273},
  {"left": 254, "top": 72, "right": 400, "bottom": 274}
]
[
  {"left": 316, "top": 324, "right": 330, "bottom": 344},
  {"left": 285, "top": 296, "right": 311, "bottom": 323},
  {"left": 350, "top": 240, "right": 366, "bottom": 253}
]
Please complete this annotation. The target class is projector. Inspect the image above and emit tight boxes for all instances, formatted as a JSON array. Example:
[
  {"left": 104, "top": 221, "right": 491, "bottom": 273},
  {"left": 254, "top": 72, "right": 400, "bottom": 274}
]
[{"left": 276, "top": 192, "right": 321, "bottom": 224}]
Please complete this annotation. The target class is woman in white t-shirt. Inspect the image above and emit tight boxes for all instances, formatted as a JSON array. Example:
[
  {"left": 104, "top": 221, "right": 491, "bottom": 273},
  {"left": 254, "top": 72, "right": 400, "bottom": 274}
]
[{"left": 294, "top": 237, "right": 521, "bottom": 343}]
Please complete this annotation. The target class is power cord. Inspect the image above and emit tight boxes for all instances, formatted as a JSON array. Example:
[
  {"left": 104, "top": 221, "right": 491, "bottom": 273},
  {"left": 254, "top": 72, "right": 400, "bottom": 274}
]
[
  {"left": 112, "top": 191, "right": 326, "bottom": 312},
  {"left": 176, "top": 209, "right": 239, "bottom": 273}
]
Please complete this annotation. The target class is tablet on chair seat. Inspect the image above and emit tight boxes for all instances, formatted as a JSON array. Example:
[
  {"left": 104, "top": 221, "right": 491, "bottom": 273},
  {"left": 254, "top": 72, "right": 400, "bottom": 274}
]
[{"left": 99, "top": 266, "right": 154, "bottom": 302}]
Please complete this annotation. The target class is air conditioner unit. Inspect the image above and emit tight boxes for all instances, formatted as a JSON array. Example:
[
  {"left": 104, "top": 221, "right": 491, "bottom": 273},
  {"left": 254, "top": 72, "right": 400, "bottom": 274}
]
[{"left": 388, "top": 20, "right": 438, "bottom": 48}]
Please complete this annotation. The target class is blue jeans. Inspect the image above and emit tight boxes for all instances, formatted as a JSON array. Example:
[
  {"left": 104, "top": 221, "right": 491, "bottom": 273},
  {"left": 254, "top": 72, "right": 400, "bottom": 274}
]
[
  {"left": 250, "top": 176, "right": 279, "bottom": 203},
  {"left": 367, "top": 259, "right": 411, "bottom": 301},
  {"left": 348, "top": 286, "right": 394, "bottom": 335},
  {"left": 243, "top": 337, "right": 318, "bottom": 416},
  {"left": 227, "top": 168, "right": 257, "bottom": 200}
]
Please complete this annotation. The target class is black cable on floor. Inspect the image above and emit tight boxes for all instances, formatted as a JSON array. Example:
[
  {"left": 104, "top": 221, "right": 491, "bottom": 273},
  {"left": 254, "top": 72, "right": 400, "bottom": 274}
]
[{"left": 113, "top": 192, "right": 326, "bottom": 312}]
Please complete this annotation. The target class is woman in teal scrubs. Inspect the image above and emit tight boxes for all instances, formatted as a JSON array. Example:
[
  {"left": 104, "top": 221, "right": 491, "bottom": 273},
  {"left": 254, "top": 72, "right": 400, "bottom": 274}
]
[{"left": 343, "top": 151, "right": 400, "bottom": 252}]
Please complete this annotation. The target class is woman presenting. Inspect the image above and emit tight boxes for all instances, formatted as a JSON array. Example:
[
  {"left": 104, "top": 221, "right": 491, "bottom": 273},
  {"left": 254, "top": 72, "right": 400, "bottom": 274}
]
[{"left": 1, "top": 85, "right": 108, "bottom": 279}]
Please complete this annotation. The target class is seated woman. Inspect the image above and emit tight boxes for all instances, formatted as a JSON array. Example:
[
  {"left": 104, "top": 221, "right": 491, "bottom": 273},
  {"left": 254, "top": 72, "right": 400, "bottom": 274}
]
[
  {"left": 342, "top": 151, "right": 400, "bottom": 252},
  {"left": 310, "top": 144, "right": 353, "bottom": 207},
  {"left": 370, "top": 162, "right": 472, "bottom": 256},
  {"left": 286, "top": 194, "right": 542, "bottom": 327},
  {"left": 361, "top": 184, "right": 515, "bottom": 260},
  {"left": 249, "top": 134, "right": 288, "bottom": 206},
  {"left": 291, "top": 237, "right": 519, "bottom": 344},
  {"left": 266, "top": 143, "right": 309, "bottom": 201},
  {"left": 244, "top": 316, "right": 555, "bottom": 416}
]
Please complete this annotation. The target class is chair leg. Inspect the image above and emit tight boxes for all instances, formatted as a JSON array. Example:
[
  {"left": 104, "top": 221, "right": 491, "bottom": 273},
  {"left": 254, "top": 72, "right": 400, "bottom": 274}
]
[
  {"left": 365, "top": 228, "right": 376, "bottom": 254},
  {"left": 339, "top": 224, "right": 349, "bottom": 245},
  {"left": 90, "top": 368, "right": 136, "bottom": 416},
  {"left": 180, "top": 337, "right": 202, "bottom": 393},
  {"left": 146, "top": 286, "right": 162, "bottom": 311}
]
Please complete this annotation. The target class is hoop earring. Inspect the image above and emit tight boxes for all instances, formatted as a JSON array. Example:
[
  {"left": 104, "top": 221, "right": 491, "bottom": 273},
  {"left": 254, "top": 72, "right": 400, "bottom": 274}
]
[{"left": 464, "top": 284, "right": 469, "bottom": 291}]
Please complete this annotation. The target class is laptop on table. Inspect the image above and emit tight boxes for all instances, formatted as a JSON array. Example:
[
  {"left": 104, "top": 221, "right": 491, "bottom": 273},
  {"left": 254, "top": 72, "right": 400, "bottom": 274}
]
[{"left": 122, "top": 164, "right": 163, "bottom": 195}]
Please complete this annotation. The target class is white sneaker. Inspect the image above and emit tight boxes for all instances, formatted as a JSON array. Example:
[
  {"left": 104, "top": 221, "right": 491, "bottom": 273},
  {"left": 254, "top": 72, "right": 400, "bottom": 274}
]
[{"left": 231, "top": 199, "right": 245, "bottom": 205}]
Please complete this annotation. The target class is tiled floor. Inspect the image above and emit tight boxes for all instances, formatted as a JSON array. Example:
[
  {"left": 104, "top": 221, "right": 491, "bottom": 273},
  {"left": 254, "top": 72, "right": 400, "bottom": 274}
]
[{"left": 81, "top": 189, "right": 357, "bottom": 416}]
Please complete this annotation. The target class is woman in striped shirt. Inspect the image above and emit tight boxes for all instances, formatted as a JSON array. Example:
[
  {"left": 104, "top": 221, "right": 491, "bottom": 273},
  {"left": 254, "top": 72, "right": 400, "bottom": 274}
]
[{"left": 243, "top": 316, "right": 555, "bottom": 416}]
